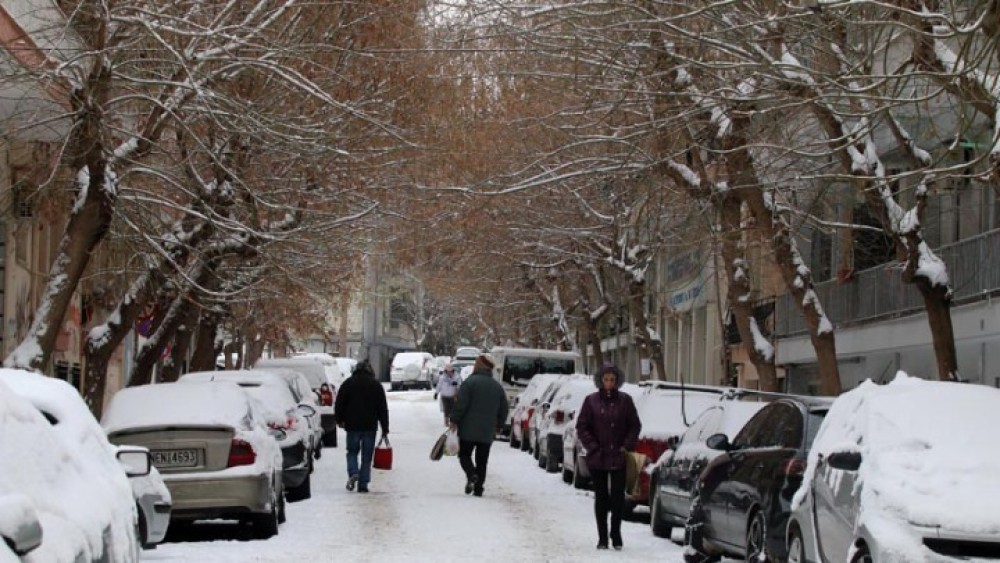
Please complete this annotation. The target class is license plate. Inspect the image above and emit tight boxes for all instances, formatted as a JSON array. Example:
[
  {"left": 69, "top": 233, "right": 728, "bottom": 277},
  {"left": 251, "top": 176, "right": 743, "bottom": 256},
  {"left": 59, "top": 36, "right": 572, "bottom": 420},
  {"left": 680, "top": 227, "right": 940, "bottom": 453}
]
[{"left": 152, "top": 449, "right": 199, "bottom": 468}]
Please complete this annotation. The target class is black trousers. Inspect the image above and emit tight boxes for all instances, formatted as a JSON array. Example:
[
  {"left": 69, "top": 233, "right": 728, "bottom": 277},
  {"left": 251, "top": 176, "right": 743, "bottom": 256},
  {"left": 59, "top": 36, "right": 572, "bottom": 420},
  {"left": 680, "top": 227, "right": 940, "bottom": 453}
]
[
  {"left": 590, "top": 468, "right": 626, "bottom": 543},
  {"left": 458, "top": 439, "right": 493, "bottom": 490}
]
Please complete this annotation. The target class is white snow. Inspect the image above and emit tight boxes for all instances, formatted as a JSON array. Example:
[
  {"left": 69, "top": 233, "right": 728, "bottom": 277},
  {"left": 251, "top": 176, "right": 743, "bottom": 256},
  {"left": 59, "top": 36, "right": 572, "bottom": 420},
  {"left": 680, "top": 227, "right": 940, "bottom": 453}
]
[
  {"left": 794, "top": 372, "right": 1000, "bottom": 559},
  {"left": 142, "top": 389, "right": 727, "bottom": 562}
]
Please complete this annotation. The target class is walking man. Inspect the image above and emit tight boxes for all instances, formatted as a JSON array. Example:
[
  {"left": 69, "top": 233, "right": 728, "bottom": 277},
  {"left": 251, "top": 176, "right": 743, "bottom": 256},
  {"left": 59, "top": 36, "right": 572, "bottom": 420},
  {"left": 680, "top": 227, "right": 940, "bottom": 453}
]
[
  {"left": 435, "top": 364, "right": 462, "bottom": 425},
  {"left": 334, "top": 359, "right": 389, "bottom": 493},
  {"left": 449, "top": 353, "right": 508, "bottom": 497}
]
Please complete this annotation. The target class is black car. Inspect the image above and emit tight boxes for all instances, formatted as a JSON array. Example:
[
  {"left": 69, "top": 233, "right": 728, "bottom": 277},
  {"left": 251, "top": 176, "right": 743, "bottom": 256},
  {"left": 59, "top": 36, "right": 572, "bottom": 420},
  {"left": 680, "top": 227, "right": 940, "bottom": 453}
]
[
  {"left": 684, "top": 396, "right": 832, "bottom": 563},
  {"left": 648, "top": 393, "right": 769, "bottom": 539}
]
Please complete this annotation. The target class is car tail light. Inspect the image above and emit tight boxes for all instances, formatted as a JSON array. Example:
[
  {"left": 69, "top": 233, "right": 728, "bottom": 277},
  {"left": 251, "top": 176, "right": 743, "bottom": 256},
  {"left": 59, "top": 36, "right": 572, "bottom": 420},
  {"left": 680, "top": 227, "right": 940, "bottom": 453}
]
[
  {"left": 523, "top": 407, "right": 535, "bottom": 431},
  {"left": 634, "top": 438, "right": 667, "bottom": 461},
  {"left": 227, "top": 439, "right": 256, "bottom": 467},
  {"left": 780, "top": 458, "right": 807, "bottom": 477},
  {"left": 554, "top": 410, "right": 565, "bottom": 424},
  {"left": 321, "top": 394, "right": 333, "bottom": 406},
  {"left": 268, "top": 416, "right": 298, "bottom": 431}
]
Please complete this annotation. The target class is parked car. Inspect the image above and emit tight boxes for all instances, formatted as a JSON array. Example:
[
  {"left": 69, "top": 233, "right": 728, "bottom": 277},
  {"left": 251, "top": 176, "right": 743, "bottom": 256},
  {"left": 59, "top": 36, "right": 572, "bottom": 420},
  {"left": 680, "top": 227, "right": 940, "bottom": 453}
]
[
  {"left": 536, "top": 376, "right": 592, "bottom": 473},
  {"left": 528, "top": 375, "right": 572, "bottom": 458},
  {"left": 787, "top": 375, "right": 1000, "bottom": 563},
  {"left": 626, "top": 383, "right": 727, "bottom": 513},
  {"left": 245, "top": 367, "right": 325, "bottom": 454},
  {"left": 389, "top": 351, "right": 435, "bottom": 391},
  {"left": 178, "top": 370, "right": 318, "bottom": 502},
  {"left": 508, "top": 373, "right": 565, "bottom": 450},
  {"left": 254, "top": 356, "right": 338, "bottom": 447},
  {"left": 119, "top": 446, "right": 172, "bottom": 549},
  {"left": 102, "top": 381, "right": 286, "bottom": 539},
  {"left": 561, "top": 382, "right": 641, "bottom": 490},
  {"left": 454, "top": 346, "right": 480, "bottom": 361},
  {"left": 0, "top": 369, "right": 141, "bottom": 562},
  {"left": 648, "top": 391, "right": 768, "bottom": 539},
  {"left": 684, "top": 395, "right": 833, "bottom": 562}
]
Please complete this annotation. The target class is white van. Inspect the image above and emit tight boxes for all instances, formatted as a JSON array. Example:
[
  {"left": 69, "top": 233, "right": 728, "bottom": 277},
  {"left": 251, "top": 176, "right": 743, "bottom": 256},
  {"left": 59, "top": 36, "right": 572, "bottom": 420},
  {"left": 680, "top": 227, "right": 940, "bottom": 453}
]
[
  {"left": 389, "top": 351, "right": 434, "bottom": 391},
  {"left": 488, "top": 346, "right": 583, "bottom": 437}
]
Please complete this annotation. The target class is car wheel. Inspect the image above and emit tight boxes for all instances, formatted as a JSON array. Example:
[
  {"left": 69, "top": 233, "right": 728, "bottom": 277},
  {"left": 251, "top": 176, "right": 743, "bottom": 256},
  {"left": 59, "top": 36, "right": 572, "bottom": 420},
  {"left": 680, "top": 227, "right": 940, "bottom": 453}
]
[
  {"left": 544, "top": 447, "right": 559, "bottom": 473},
  {"left": 251, "top": 487, "right": 280, "bottom": 539},
  {"left": 851, "top": 544, "right": 873, "bottom": 563},
  {"left": 520, "top": 435, "right": 530, "bottom": 452},
  {"left": 286, "top": 473, "right": 312, "bottom": 503},
  {"left": 650, "top": 485, "right": 673, "bottom": 539},
  {"left": 745, "top": 510, "right": 769, "bottom": 562},
  {"left": 562, "top": 467, "right": 573, "bottom": 484},
  {"left": 137, "top": 508, "right": 151, "bottom": 550},
  {"left": 573, "top": 453, "right": 589, "bottom": 490},
  {"left": 787, "top": 528, "right": 805, "bottom": 563},
  {"left": 277, "top": 491, "right": 287, "bottom": 524},
  {"left": 510, "top": 433, "right": 520, "bottom": 449}
]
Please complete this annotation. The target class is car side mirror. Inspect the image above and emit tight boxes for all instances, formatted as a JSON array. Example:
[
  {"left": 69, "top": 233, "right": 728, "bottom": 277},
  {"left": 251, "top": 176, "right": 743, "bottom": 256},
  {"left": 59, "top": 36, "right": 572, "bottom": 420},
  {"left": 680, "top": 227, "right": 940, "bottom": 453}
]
[
  {"left": 666, "top": 435, "right": 680, "bottom": 450},
  {"left": 825, "top": 451, "right": 862, "bottom": 471},
  {"left": 705, "top": 433, "right": 732, "bottom": 452},
  {"left": 0, "top": 494, "right": 43, "bottom": 555},
  {"left": 116, "top": 446, "right": 152, "bottom": 477},
  {"left": 540, "top": 402, "right": 551, "bottom": 411},
  {"left": 297, "top": 404, "right": 317, "bottom": 417}
]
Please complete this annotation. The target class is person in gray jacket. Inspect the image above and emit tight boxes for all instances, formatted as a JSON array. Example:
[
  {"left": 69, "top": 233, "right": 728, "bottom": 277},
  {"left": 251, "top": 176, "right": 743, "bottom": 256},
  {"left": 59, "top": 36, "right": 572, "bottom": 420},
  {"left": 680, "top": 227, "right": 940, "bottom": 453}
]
[{"left": 448, "top": 353, "right": 508, "bottom": 497}]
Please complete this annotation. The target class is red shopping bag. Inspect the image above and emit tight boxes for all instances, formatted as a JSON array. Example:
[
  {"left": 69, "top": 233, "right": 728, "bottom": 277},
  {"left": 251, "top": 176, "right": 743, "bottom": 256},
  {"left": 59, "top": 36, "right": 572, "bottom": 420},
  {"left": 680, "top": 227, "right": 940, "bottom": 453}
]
[{"left": 373, "top": 435, "right": 393, "bottom": 470}]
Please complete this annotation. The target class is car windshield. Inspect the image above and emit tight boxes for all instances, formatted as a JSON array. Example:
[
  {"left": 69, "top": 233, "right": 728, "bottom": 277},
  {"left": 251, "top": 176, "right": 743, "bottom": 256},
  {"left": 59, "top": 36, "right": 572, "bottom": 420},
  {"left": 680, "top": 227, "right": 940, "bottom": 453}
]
[{"left": 501, "top": 356, "right": 575, "bottom": 386}]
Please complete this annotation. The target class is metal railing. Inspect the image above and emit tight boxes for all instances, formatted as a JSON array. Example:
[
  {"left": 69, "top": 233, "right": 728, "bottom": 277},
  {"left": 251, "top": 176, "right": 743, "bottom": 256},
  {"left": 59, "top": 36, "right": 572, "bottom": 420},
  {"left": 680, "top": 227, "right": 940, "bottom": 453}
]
[{"left": 774, "top": 229, "right": 1000, "bottom": 337}]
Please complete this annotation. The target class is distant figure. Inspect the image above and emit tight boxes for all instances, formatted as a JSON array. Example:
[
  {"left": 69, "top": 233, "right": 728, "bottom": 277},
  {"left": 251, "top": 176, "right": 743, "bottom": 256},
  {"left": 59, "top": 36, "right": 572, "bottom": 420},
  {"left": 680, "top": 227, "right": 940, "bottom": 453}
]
[
  {"left": 575, "top": 364, "right": 641, "bottom": 551},
  {"left": 435, "top": 365, "right": 462, "bottom": 425},
  {"left": 318, "top": 383, "right": 334, "bottom": 407},
  {"left": 334, "top": 360, "right": 389, "bottom": 493},
  {"left": 449, "top": 353, "right": 508, "bottom": 497}
]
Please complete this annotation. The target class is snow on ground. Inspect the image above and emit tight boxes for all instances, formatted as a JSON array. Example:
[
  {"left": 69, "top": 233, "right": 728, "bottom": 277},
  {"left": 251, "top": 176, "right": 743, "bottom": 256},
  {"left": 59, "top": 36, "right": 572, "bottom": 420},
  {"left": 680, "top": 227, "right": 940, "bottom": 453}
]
[{"left": 143, "top": 388, "right": 701, "bottom": 562}]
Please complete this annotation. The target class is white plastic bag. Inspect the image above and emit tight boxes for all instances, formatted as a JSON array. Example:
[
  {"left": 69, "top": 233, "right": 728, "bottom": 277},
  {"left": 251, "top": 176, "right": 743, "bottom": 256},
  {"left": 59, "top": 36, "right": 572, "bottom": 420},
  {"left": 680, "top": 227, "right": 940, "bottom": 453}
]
[{"left": 444, "top": 428, "right": 460, "bottom": 456}]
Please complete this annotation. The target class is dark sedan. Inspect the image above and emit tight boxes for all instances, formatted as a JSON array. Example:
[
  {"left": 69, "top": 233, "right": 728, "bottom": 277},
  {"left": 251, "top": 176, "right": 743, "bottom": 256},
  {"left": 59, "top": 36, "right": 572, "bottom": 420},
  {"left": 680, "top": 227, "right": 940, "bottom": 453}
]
[
  {"left": 649, "top": 393, "right": 767, "bottom": 539},
  {"left": 684, "top": 396, "right": 832, "bottom": 563}
]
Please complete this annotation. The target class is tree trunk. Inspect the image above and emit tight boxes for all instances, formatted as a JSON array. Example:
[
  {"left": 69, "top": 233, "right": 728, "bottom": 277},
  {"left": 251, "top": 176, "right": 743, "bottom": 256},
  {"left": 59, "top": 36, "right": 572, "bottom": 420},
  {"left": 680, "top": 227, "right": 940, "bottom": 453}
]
[
  {"left": 160, "top": 304, "right": 199, "bottom": 382},
  {"left": 718, "top": 196, "right": 779, "bottom": 391},
  {"left": 628, "top": 279, "right": 666, "bottom": 381},
  {"left": 190, "top": 311, "right": 220, "bottom": 372}
]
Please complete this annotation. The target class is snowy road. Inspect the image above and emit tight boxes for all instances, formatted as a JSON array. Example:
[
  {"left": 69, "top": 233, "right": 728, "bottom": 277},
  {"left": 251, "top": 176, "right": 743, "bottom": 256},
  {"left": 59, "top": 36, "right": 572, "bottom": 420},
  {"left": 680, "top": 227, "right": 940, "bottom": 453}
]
[{"left": 144, "top": 389, "right": 699, "bottom": 562}]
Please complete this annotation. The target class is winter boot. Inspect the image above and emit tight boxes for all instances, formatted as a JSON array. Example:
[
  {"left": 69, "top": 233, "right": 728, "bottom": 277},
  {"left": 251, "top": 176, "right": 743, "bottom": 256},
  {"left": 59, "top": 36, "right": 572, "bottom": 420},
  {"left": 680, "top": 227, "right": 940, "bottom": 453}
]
[
  {"left": 346, "top": 474, "right": 358, "bottom": 491},
  {"left": 464, "top": 475, "right": 477, "bottom": 495}
]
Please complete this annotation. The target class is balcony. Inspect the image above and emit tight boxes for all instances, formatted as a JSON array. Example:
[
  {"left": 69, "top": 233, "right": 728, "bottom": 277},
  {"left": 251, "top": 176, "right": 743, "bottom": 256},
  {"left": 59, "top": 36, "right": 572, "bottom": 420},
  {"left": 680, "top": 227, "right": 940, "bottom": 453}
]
[{"left": 774, "top": 229, "right": 1000, "bottom": 338}]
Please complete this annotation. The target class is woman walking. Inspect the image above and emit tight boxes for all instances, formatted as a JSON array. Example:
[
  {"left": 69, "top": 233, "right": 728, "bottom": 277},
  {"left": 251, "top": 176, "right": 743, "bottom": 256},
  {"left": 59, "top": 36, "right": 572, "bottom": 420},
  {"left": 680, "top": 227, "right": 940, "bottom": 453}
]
[{"left": 575, "top": 364, "right": 641, "bottom": 550}]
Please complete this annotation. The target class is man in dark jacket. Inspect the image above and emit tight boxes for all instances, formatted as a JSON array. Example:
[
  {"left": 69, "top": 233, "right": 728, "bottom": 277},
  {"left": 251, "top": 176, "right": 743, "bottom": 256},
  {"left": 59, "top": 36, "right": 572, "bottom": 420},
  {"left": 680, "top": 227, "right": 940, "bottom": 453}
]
[
  {"left": 449, "top": 353, "right": 508, "bottom": 497},
  {"left": 334, "top": 359, "right": 389, "bottom": 493},
  {"left": 575, "top": 364, "right": 641, "bottom": 550}
]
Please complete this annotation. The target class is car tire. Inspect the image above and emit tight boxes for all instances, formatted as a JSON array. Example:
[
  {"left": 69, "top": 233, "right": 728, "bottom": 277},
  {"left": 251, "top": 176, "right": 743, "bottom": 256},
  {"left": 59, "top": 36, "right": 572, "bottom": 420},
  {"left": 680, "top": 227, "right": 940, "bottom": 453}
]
[
  {"left": 520, "top": 435, "right": 530, "bottom": 452},
  {"left": 251, "top": 487, "right": 280, "bottom": 539},
  {"left": 787, "top": 528, "right": 805, "bottom": 563},
  {"left": 650, "top": 485, "right": 673, "bottom": 539},
  {"left": 573, "top": 453, "right": 589, "bottom": 490},
  {"left": 745, "top": 510, "right": 769, "bottom": 562},
  {"left": 544, "top": 446, "right": 559, "bottom": 473},
  {"left": 277, "top": 492, "right": 287, "bottom": 524},
  {"left": 510, "top": 433, "right": 520, "bottom": 449},
  {"left": 562, "top": 467, "right": 573, "bottom": 484},
  {"left": 286, "top": 473, "right": 312, "bottom": 502},
  {"left": 137, "top": 508, "right": 151, "bottom": 550},
  {"left": 322, "top": 429, "right": 338, "bottom": 448},
  {"left": 851, "top": 544, "right": 873, "bottom": 563}
]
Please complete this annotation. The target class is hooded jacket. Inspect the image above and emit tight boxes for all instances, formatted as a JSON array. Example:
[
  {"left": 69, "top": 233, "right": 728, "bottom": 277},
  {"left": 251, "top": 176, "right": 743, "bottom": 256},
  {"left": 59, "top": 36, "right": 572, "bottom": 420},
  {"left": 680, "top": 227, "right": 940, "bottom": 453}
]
[
  {"left": 574, "top": 365, "right": 641, "bottom": 472},
  {"left": 334, "top": 361, "right": 389, "bottom": 433}
]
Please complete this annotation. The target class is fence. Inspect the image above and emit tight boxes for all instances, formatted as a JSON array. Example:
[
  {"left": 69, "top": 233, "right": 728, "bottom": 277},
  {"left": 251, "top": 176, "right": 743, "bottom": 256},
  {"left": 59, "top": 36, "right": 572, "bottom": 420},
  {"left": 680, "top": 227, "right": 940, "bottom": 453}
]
[{"left": 774, "top": 229, "right": 1000, "bottom": 337}]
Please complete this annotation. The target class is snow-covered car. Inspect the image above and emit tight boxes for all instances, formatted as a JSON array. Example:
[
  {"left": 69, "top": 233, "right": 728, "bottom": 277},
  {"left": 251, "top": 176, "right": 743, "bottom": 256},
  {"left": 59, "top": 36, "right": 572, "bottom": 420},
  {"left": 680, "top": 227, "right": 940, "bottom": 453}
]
[
  {"left": 528, "top": 376, "right": 572, "bottom": 458},
  {"left": 0, "top": 369, "right": 141, "bottom": 562},
  {"left": 453, "top": 346, "right": 480, "bottom": 361},
  {"left": 787, "top": 373, "right": 1000, "bottom": 563},
  {"left": 254, "top": 357, "right": 337, "bottom": 447},
  {"left": 508, "top": 373, "right": 565, "bottom": 450},
  {"left": 535, "top": 375, "right": 592, "bottom": 473},
  {"left": 247, "top": 367, "right": 325, "bottom": 452},
  {"left": 178, "top": 371, "right": 317, "bottom": 502},
  {"left": 118, "top": 446, "right": 172, "bottom": 549},
  {"left": 389, "top": 351, "right": 434, "bottom": 391},
  {"left": 648, "top": 391, "right": 767, "bottom": 539},
  {"left": 102, "top": 381, "right": 285, "bottom": 539}
]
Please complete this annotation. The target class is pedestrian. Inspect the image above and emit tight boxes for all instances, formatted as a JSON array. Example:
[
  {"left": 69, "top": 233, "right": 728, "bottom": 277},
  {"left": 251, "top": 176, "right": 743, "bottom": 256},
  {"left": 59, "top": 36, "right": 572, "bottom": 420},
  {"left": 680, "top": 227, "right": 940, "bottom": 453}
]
[
  {"left": 449, "top": 353, "right": 508, "bottom": 497},
  {"left": 575, "top": 363, "right": 641, "bottom": 551},
  {"left": 333, "top": 359, "right": 389, "bottom": 493},
  {"left": 318, "top": 383, "right": 334, "bottom": 407},
  {"left": 435, "top": 364, "right": 462, "bottom": 425}
]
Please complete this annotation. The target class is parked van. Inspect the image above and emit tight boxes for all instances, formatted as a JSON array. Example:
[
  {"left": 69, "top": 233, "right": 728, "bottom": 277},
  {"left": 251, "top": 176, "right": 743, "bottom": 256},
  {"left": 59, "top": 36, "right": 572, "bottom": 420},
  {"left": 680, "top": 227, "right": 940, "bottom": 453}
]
[{"left": 488, "top": 346, "right": 582, "bottom": 437}]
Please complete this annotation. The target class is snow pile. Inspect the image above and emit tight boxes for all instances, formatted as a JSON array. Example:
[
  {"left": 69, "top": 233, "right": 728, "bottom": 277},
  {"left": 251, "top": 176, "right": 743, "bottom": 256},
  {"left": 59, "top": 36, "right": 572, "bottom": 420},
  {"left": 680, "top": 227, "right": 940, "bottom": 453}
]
[{"left": 795, "top": 372, "right": 1000, "bottom": 558}]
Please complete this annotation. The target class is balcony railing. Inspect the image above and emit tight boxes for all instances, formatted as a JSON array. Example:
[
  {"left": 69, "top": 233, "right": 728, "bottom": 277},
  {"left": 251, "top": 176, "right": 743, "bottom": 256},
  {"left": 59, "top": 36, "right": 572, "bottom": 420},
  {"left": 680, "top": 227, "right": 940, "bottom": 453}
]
[{"left": 774, "top": 228, "right": 1000, "bottom": 338}]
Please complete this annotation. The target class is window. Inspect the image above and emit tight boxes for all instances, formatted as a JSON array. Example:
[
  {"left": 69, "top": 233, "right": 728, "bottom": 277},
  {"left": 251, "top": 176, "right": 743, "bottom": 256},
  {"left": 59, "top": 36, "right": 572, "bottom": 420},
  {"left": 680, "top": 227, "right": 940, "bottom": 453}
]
[{"left": 733, "top": 405, "right": 778, "bottom": 449}]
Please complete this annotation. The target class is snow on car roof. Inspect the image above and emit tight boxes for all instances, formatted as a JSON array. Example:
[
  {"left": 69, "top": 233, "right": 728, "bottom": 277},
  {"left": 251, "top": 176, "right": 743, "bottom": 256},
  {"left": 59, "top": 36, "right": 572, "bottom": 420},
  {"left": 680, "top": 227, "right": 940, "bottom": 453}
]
[
  {"left": 633, "top": 386, "right": 723, "bottom": 441},
  {"left": 102, "top": 381, "right": 254, "bottom": 434},
  {"left": 178, "top": 371, "right": 297, "bottom": 414},
  {"left": 795, "top": 371, "right": 1000, "bottom": 537},
  {"left": 0, "top": 369, "right": 136, "bottom": 562}
]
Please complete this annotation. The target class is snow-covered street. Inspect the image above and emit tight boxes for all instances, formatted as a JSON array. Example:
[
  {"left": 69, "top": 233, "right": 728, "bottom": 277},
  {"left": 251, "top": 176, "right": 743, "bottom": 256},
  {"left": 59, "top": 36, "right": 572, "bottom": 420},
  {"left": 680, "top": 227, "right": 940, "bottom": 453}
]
[{"left": 143, "top": 389, "right": 695, "bottom": 562}]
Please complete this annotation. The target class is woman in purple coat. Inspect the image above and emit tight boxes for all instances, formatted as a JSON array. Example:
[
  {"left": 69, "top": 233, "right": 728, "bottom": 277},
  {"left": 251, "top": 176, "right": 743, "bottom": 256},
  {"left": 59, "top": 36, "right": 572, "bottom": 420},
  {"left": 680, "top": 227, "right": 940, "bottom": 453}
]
[{"left": 575, "top": 363, "right": 642, "bottom": 550}]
